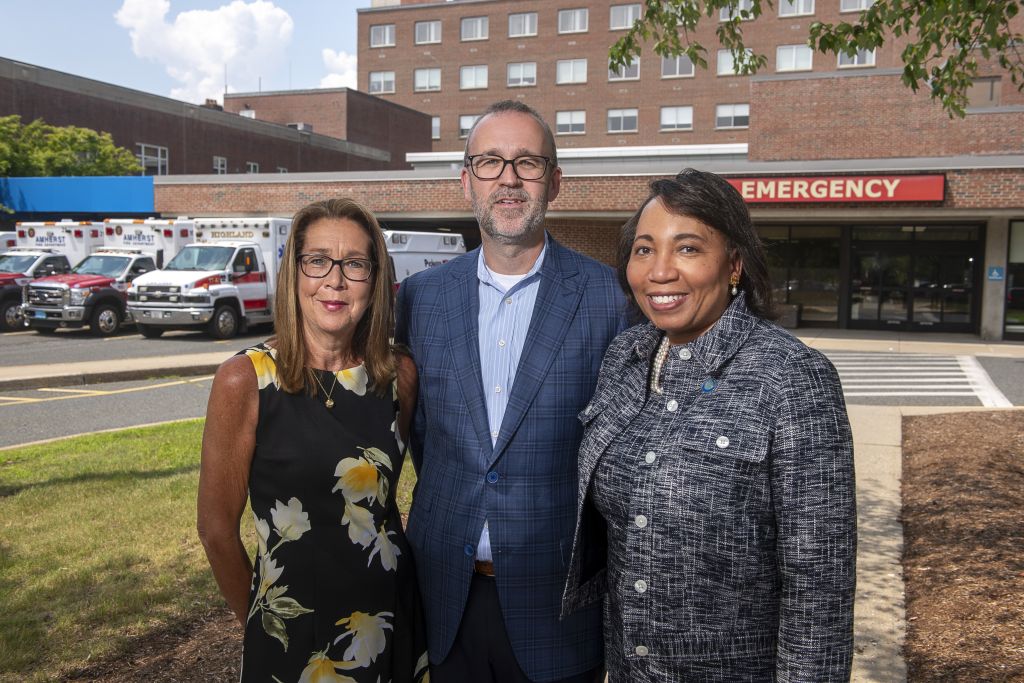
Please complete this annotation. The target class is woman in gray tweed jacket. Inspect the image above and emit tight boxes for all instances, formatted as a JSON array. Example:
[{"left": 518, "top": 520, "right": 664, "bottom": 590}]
[{"left": 561, "top": 169, "right": 856, "bottom": 682}]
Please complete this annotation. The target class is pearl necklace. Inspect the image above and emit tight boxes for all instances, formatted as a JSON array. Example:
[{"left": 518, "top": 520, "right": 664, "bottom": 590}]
[{"left": 649, "top": 335, "right": 670, "bottom": 394}]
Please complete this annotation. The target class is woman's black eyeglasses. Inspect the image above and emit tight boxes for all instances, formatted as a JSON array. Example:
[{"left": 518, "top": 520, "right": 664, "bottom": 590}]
[{"left": 298, "top": 254, "right": 374, "bottom": 282}]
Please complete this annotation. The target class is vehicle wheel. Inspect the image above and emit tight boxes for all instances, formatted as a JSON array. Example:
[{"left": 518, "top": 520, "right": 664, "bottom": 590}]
[
  {"left": 137, "top": 323, "right": 165, "bottom": 339},
  {"left": 0, "top": 299, "right": 22, "bottom": 332},
  {"left": 208, "top": 304, "right": 239, "bottom": 339},
  {"left": 90, "top": 304, "right": 121, "bottom": 337}
]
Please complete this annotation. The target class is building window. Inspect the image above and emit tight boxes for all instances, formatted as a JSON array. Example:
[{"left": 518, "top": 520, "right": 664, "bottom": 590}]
[
  {"left": 459, "top": 115, "right": 480, "bottom": 139},
  {"left": 662, "top": 54, "right": 695, "bottom": 78},
  {"left": 609, "top": 58, "right": 640, "bottom": 81},
  {"left": 431, "top": 116, "right": 441, "bottom": 140},
  {"left": 460, "top": 65, "right": 488, "bottom": 90},
  {"left": 246, "top": 162, "right": 259, "bottom": 174},
  {"left": 556, "top": 110, "right": 586, "bottom": 134},
  {"left": 838, "top": 48, "right": 875, "bottom": 68},
  {"left": 558, "top": 8, "right": 588, "bottom": 34},
  {"left": 369, "top": 24, "right": 395, "bottom": 47},
  {"left": 840, "top": 0, "right": 874, "bottom": 10},
  {"left": 507, "top": 62, "right": 537, "bottom": 87},
  {"left": 715, "top": 103, "right": 750, "bottom": 128},
  {"left": 776, "top": 44, "right": 813, "bottom": 72},
  {"left": 415, "top": 20, "right": 441, "bottom": 44},
  {"left": 136, "top": 143, "right": 168, "bottom": 176},
  {"left": 508, "top": 12, "right": 537, "bottom": 37},
  {"left": 461, "top": 16, "right": 488, "bottom": 41},
  {"left": 720, "top": 0, "right": 754, "bottom": 20},
  {"left": 610, "top": 4, "right": 641, "bottom": 30},
  {"left": 556, "top": 59, "right": 588, "bottom": 84},
  {"left": 415, "top": 68, "right": 441, "bottom": 92},
  {"left": 239, "top": 109, "right": 256, "bottom": 119},
  {"left": 607, "top": 108, "right": 638, "bottom": 133},
  {"left": 967, "top": 77, "right": 1002, "bottom": 107},
  {"left": 277, "top": 167, "right": 288, "bottom": 173},
  {"left": 717, "top": 49, "right": 752, "bottom": 75},
  {"left": 660, "top": 106, "right": 693, "bottom": 131},
  {"left": 779, "top": 0, "right": 814, "bottom": 16},
  {"left": 213, "top": 156, "right": 227, "bottom": 175},
  {"left": 369, "top": 71, "right": 395, "bottom": 94}
]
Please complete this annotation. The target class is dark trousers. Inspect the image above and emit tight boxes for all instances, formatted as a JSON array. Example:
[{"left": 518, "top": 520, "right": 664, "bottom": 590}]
[{"left": 431, "top": 573, "right": 601, "bottom": 683}]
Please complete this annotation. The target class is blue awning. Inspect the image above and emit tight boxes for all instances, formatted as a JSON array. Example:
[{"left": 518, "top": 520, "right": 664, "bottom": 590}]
[{"left": 0, "top": 176, "right": 154, "bottom": 213}]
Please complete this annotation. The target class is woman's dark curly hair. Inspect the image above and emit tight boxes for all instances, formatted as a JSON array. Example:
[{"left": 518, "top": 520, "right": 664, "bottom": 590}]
[{"left": 616, "top": 167, "right": 775, "bottom": 322}]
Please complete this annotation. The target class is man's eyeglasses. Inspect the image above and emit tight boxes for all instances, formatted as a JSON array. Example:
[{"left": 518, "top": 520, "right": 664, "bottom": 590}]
[
  {"left": 298, "top": 254, "right": 374, "bottom": 282},
  {"left": 465, "top": 154, "right": 552, "bottom": 181}
]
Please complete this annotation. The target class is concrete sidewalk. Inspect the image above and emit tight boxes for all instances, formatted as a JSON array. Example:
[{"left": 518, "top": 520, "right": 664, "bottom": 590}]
[{"left": 2, "top": 329, "right": 1023, "bottom": 681}]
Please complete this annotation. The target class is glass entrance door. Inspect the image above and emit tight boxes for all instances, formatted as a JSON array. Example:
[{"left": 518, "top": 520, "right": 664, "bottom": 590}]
[
  {"left": 850, "top": 249, "right": 910, "bottom": 327},
  {"left": 849, "top": 227, "right": 979, "bottom": 332}
]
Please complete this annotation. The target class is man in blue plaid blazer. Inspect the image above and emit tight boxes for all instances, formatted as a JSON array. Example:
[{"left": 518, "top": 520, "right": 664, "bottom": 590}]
[{"left": 395, "top": 101, "right": 627, "bottom": 683}]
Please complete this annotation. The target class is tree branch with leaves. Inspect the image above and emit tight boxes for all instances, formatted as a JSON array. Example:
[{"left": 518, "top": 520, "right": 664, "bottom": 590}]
[{"left": 609, "top": 0, "right": 1023, "bottom": 117}]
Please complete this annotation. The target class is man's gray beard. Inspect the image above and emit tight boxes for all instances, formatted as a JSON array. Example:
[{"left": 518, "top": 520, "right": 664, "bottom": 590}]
[{"left": 473, "top": 191, "right": 548, "bottom": 246}]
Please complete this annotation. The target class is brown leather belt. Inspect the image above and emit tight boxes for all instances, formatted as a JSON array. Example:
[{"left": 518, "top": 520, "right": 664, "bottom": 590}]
[{"left": 474, "top": 560, "right": 495, "bottom": 576}]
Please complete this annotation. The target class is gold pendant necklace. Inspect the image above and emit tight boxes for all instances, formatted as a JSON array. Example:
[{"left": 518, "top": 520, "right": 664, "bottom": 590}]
[{"left": 311, "top": 369, "right": 339, "bottom": 408}]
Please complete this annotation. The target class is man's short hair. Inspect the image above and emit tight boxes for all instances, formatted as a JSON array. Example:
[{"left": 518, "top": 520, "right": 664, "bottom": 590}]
[{"left": 463, "top": 100, "right": 558, "bottom": 168}]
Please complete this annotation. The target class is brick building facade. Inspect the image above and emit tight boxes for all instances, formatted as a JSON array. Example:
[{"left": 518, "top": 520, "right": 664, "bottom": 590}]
[{"left": 0, "top": 57, "right": 427, "bottom": 175}]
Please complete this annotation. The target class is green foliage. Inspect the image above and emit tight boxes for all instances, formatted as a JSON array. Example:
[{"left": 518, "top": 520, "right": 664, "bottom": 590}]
[
  {"left": 0, "top": 115, "right": 142, "bottom": 212},
  {"left": 609, "top": 0, "right": 1024, "bottom": 117}
]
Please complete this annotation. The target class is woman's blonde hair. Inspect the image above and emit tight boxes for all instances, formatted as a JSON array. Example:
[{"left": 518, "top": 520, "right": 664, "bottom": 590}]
[{"left": 272, "top": 198, "right": 396, "bottom": 396}]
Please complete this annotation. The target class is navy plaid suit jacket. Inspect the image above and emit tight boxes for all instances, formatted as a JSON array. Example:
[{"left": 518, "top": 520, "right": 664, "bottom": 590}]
[{"left": 395, "top": 237, "right": 627, "bottom": 682}]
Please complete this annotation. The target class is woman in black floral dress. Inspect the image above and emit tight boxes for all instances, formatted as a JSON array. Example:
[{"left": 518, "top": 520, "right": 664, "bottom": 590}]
[{"left": 198, "top": 198, "right": 428, "bottom": 682}]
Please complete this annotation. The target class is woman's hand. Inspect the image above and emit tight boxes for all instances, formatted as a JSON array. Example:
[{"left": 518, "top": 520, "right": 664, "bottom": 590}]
[{"left": 197, "top": 354, "right": 259, "bottom": 628}]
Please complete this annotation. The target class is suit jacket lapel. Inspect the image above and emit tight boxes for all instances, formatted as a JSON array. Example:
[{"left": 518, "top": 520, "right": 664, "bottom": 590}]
[
  {"left": 443, "top": 250, "right": 493, "bottom": 451},
  {"left": 489, "top": 239, "right": 585, "bottom": 465}
]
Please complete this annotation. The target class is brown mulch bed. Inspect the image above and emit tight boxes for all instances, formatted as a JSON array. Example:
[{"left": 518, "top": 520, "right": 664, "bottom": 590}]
[
  {"left": 51, "top": 413, "right": 1024, "bottom": 681},
  {"left": 902, "top": 410, "right": 1024, "bottom": 682}
]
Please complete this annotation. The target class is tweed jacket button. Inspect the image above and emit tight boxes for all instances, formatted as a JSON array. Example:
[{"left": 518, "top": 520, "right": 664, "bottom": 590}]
[
  {"left": 701, "top": 378, "right": 717, "bottom": 393},
  {"left": 634, "top": 514, "right": 648, "bottom": 528},
  {"left": 635, "top": 645, "right": 649, "bottom": 656},
  {"left": 486, "top": 471, "right": 499, "bottom": 483},
  {"left": 634, "top": 579, "right": 648, "bottom": 593},
  {"left": 464, "top": 544, "right": 474, "bottom": 556},
  {"left": 666, "top": 399, "right": 678, "bottom": 412},
  {"left": 678, "top": 347, "right": 692, "bottom": 360},
  {"left": 716, "top": 435, "right": 730, "bottom": 449},
  {"left": 644, "top": 451, "right": 656, "bottom": 464}
]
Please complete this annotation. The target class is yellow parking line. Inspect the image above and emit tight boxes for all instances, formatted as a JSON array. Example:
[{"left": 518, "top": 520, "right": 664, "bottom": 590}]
[
  {"left": 0, "top": 375, "right": 214, "bottom": 407},
  {"left": 37, "top": 388, "right": 107, "bottom": 395}
]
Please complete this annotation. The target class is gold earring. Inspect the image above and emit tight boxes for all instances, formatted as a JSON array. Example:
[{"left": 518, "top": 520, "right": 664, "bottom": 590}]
[{"left": 729, "top": 274, "right": 739, "bottom": 296}]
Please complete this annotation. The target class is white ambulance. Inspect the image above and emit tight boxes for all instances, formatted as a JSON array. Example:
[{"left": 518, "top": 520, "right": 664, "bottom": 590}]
[
  {"left": 103, "top": 218, "right": 196, "bottom": 268},
  {"left": 15, "top": 219, "right": 104, "bottom": 267},
  {"left": 384, "top": 230, "right": 466, "bottom": 284},
  {"left": 127, "top": 217, "right": 291, "bottom": 339}
]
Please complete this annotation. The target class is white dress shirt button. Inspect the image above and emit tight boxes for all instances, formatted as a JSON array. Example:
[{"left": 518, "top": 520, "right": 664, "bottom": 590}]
[
  {"left": 634, "top": 579, "right": 648, "bottom": 593},
  {"left": 634, "top": 514, "right": 648, "bottom": 528},
  {"left": 635, "top": 645, "right": 649, "bottom": 657},
  {"left": 495, "top": 386, "right": 502, "bottom": 393},
  {"left": 505, "top": 297, "right": 513, "bottom": 305},
  {"left": 498, "top": 339, "right": 506, "bottom": 347},
  {"left": 716, "top": 435, "right": 730, "bottom": 448},
  {"left": 644, "top": 451, "right": 656, "bottom": 464},
  {"left": 666, "top": 399, "right": 678, "bottom": 412},
  {"left": 678, "top": 347, "right": 692, "bottom": 360},
  {"left": 491, "top": 431, "right": 499, "bottom": 439}
]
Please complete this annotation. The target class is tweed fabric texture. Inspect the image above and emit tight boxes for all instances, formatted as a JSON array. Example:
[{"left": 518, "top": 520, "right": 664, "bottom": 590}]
[
  {"left": 562, "top": 294, "right": 857, "bottom": 682},
  {"left": 396, "top": 236, "right": 628, "bottom": 682}
]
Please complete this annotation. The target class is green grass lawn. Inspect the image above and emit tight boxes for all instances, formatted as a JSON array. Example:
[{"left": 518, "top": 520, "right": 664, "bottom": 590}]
[{"left": 0, "top": 420, "right": 416, "bottom": 681}]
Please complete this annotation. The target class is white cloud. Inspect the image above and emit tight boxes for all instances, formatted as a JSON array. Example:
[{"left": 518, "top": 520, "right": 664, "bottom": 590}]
[
  {"left": 320, "top": 48, "right": 357, "bottom": 89},
  {"left": 115, "top": 0, "right": 294, "bottom": 103}
]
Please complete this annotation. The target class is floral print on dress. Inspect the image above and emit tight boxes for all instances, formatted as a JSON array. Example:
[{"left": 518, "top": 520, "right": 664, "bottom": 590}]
[
  {"left": 334, "top": 447, "right": 402, "bottom": 570},
  {"left": 336, "top": 365, "right": 368, "bottom": 396},
  {"left": 248, "top": 498, "right": 314, "bottom": 651},
  {"left": 245, "top": 346, "right": 279, "bottom": 390}
]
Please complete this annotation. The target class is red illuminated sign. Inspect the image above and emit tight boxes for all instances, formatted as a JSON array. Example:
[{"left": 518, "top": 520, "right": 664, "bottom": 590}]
[{"left": 728, "top": 174, "right": 945, "bottom": 203}]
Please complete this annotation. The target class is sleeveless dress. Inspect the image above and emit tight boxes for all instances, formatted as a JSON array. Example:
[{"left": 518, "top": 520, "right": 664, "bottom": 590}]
[{"left": 238, "top": 343, "right": 428, "bottom": 683}]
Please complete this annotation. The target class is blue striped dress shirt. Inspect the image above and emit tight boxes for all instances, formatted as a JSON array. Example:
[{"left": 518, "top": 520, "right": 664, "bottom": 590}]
[{"left": 474, "top": 237, "right": 547, "bottom": 562}]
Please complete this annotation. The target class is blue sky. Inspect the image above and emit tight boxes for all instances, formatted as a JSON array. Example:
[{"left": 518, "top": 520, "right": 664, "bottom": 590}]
[{"left": 1, "top": 0, "right": 371, "bottom": 103}]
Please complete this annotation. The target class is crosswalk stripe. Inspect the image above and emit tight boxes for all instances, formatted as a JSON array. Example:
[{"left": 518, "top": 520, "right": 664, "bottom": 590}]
[{"left": 823, "top": 351, "right": 1010, "bottom": 406}]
